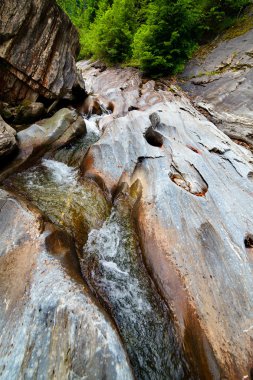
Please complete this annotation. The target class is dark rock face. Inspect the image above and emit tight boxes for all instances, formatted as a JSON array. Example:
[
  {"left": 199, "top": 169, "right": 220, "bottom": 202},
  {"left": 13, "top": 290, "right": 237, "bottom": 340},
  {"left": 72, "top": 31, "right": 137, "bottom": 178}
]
[
  {"left": 0, "top": 101, "right": 45, "bottom": 124},
  {"left": 181, "top": 28, "right": 253, "bottom": 150},
  {"left": 0, "top": 116, "right": 17, "bottom": 158},
  {"left": 0, "top": 0, "right": 84, "bottom": 103},
  {"left": 0, "top": 189, "right": 133, "bottom": 379}
]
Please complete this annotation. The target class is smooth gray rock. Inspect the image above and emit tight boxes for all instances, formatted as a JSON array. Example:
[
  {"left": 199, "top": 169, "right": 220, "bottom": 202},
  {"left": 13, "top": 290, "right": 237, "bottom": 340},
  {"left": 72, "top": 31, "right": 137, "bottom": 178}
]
[
  {"left": 0, "top": 108, "right": 86, "bottom": 180},
  {"left": 181, "top": 28, "right": 253, "bottom": 149},
  {"left": 80, "top": 64, "right": 253, "bottom": 378},
  {"left": 0, "top": 189, "right": 133, "bottom": 380}
]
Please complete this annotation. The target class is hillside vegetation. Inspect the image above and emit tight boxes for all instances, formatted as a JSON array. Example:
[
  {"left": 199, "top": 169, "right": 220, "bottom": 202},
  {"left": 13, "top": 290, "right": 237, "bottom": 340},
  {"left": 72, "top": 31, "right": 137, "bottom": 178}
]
[{"left": 57, "top": 0, "right": 251, "bottom": 75}]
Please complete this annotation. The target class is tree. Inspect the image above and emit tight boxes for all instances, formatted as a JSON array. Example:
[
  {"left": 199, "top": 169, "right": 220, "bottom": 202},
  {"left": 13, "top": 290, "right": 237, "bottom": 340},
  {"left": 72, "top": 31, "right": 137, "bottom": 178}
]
[
  {"left": 132, "top": 0, "right": 202, "bottom": 75},
  {"left": 57, "top": 0, "right": 251, "bottom": 75}
]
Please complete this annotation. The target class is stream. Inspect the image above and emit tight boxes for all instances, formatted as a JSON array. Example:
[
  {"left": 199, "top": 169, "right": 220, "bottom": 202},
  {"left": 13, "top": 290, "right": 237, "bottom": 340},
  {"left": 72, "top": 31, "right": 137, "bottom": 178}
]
[{"left": 5, "top": 111, "right": 196, "bottom": 380}]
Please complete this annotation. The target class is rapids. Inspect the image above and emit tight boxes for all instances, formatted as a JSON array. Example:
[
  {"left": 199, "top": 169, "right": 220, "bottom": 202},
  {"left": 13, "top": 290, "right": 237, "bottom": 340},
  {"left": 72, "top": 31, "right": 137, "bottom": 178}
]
[{"left": 6, "top": 110, "right": 196, "bottom": 379}]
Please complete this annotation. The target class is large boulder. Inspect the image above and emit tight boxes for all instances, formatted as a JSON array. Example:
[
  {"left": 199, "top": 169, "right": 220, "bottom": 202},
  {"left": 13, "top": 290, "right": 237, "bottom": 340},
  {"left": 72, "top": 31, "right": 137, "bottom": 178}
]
[
  {"left": 181, "top": 27, "right": 253, "bottom": 151},
  {"left": 1, "top": 101, "right": 46, "bottom": 124},
  {"left": 0, "top": 108, "right": 86, "bottom": 180},
  {"left": 0, "top": 115, "right": 17, "bottom": 158},
  {"left": 0, "top": 189, "right": 133, "bottom": 379},
  {"left": 79, "top": 65, "right": 253, "bottom": 379},
  {"left": 0, "top": 0, "right": 85, "bottom": 103}
]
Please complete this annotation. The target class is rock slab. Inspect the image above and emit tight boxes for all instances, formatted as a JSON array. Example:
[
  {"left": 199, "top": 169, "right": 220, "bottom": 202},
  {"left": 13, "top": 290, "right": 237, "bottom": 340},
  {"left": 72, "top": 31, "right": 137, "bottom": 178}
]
[
  {"left": 181, "top": 28, "right": 253, "bottom": 150},
  {"left": 0, "top": 108, "right": 86, "bottom": 180},
  {"left": 80, "top": 63, "right": 253, "bottom": 379}
]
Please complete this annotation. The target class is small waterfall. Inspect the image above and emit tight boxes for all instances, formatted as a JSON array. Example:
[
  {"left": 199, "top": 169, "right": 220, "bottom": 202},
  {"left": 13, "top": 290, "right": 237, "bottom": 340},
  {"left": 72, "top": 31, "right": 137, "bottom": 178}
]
[
  {"left": 82, "top": 203, "right": 194, "bottom": 380},
  {"left": 52, "top": 114, "right": 102, "bottom": 167}
]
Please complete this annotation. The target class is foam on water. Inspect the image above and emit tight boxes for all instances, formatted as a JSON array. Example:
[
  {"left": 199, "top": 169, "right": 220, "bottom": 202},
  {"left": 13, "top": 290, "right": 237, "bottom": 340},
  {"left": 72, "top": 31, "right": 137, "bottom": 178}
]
[
  {"left": 85, "top": 114, "right": 104, "bottom": 137},
  {"left": 42, "top": 159, "right": 78, "bottom": 186},
  {"left": 84, "top": 211, "right": 152, "bottom": 314}
]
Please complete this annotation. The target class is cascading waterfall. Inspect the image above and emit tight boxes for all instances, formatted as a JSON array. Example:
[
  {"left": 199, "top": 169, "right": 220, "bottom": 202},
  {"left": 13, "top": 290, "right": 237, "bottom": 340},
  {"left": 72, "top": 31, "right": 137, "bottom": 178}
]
[{"left": 5, "top": 106, "right": 196, "bottom": 380}]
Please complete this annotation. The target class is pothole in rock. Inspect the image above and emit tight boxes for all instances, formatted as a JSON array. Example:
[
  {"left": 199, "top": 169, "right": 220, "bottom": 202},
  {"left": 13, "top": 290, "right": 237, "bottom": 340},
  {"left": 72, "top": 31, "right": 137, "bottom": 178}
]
[
  {"left": 244, "top": 234, "right": 253, "bottom": 249},
  {"left": 248, "top": 172, "right": 253, "bottom": 181},
  {"left": 169, "top": 165, "right": 208, "bottom": 197},
  {"left": 144, "top": 127, "right": 163, "bottom": 147},
  {"left": 209, "top": 147, "right": 225, "bottom": 154},
  {"left": 128, "top": 106, "right": 139, "bottom": 112}
]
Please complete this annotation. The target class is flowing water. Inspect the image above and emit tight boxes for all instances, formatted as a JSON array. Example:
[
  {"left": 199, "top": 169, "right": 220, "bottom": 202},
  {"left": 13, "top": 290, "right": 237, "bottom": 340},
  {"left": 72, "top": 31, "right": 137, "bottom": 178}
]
[
  {"left": 82, "top": 198, "right": 194, "bottom": 380},
  {"left": 6, "top": 112, "right": 196, "bottom": 379},
  {"left": 52, "top": 114, "right": 103, "bottom": 167}
]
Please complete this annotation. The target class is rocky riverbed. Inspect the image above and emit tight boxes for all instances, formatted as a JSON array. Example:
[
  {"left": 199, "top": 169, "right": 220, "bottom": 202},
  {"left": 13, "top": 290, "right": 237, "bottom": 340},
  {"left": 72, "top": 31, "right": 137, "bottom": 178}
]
[{"left": 1, "top": 2, "right": 253, "bottom": 379}]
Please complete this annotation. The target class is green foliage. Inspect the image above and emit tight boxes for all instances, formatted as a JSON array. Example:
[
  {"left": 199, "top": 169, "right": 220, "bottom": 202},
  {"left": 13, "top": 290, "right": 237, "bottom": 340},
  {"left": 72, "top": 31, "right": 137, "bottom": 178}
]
[
  {"left": 132, "top": 0, "right": 202, "bottom": 75},
  {"left": 57, "top": 0, "right": 251, "bottom": 75},
  {"left": 80, "top": 0, "right": 137, "bottom": 62},
  {"left": 56, "top": 0, "right": 86, "bottom": 27}
]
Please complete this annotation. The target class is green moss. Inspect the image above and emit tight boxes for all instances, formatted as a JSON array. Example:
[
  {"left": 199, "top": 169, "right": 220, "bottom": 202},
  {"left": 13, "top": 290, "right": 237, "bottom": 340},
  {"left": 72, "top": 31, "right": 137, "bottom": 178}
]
[{"left": 222, "top": 13, "right": 253, "bottom": 40}]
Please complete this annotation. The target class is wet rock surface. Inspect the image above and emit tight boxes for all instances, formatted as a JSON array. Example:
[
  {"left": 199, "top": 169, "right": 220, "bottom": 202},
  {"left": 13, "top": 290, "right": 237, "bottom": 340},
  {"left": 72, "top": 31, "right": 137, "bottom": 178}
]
[
  {"left": 82, "top": 188, "right": 196, "bottom": 380},
  {"left": 0, "top": 108, "right": 86, "bottom": 180},
  {"left": 0, "top": 189, "right": 133, "bottom": 380},
  {"left": 181, "top": 28, "right": 253, "bottom": 150},
  {"left": 77, "top": 60, "right": 175, "bottom": 127},
  {"left": 0, "top": 115, "right": 17, "bottom": 159},
  {"left": 0, "top": 0, "right": 84, "bottom": 103}
]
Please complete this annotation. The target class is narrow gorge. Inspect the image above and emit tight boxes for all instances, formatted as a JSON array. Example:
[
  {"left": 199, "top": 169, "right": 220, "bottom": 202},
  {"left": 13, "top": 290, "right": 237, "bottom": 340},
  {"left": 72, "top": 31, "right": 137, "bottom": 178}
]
[{"left": 0, "top": 1, "right": 253, "bottom": 380}]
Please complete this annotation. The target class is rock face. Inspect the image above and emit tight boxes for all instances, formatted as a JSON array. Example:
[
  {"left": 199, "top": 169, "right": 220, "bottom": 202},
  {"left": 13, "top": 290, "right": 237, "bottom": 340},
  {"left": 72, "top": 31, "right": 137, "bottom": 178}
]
[
  {"left": 0, "top": 189, "right": 133, "bottom": 379},
  {"left": 80, "top": 64, "right": 253, "bottom": 379},
  {"left": 0, "top": 108, "right": 86, "bottom": 180},
  {"left": 2, "top": 102, "right": 46, "bottom": 124},
  {"left": 0, "top": 115, "right": 17, "bottom": 158},
  {"left": 181, "top": 28, "right": 253, "bottom": 150},
  {"left": 0, "top": 0, "right": 84, "bottom": 103}
]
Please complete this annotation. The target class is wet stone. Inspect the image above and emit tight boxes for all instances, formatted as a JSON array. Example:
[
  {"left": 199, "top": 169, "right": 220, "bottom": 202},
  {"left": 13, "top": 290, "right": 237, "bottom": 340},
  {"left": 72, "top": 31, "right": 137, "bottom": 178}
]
[{"left": 0, "top": 189, "right": 133, "bottom": 380}]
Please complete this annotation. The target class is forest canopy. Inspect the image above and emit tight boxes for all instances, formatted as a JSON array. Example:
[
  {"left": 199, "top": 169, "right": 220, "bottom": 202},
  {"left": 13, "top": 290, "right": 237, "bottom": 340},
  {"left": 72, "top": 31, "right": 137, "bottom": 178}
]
[{"left": 57, "top": 0, "right": 251, "bottom": 75}]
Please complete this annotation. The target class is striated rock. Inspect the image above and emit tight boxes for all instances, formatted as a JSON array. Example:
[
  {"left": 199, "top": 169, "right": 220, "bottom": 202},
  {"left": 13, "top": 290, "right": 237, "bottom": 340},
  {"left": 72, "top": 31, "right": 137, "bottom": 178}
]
[
  {"left": 0, "top": 108, "right": 86, "bottom": 180},
  {"left": 0, "top": 115, "right": 17, "bottom": 158},
  {"left": 77, "top": 60, "right": 177, "bottom": 132},
  {"left": 0, "top": 189, "right": 133, "bottom": 380},
  {"left": 80, "top": 65, "right": 253, "bottom": 379},
  {"left": 181, "top": 28, "right": 253, "bottom": 150},
  {"left": 0, "top": 0, "right": 85, "bottom": 103}
]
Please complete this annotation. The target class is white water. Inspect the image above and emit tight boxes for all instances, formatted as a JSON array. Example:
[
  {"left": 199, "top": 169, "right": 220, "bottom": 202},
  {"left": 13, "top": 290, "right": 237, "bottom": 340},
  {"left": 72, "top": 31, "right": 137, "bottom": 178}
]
[
  {"left": 82, "top": 209, "right": 191, "bottom": 379},
  {"left": 41, "top": 159, "right": 78, "bottom": 186},
  {"left": 85, "top": 115, "right": 103, "bottom": 137},
  {"left": 84, "top": 210, "right": 152, "bottom": 317}
]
